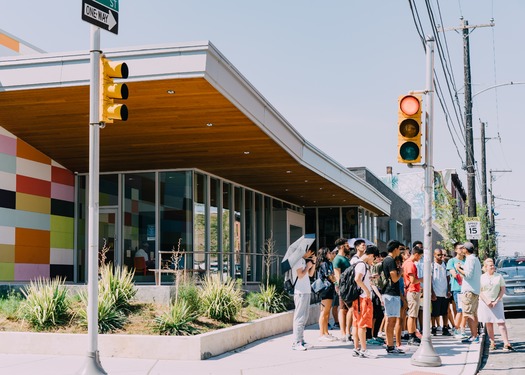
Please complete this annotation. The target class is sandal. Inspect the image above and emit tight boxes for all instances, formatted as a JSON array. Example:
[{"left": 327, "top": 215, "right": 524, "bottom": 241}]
[
  {"left": 503, "top": 345, "right": 515, "bottom": 352},
  {"left": 489, "top": 341, "right": 496, "bottom": 350}
]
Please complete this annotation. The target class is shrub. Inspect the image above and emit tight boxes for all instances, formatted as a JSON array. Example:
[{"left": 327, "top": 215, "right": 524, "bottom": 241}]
[
  {"left": 0, "top": 290, "right": 23, "bottom": 320},
  {"left": 246, "top": 284, "right": 287, "bottom": 313},
  {"left": 200, "top": 276, "right": 243, "bottom": 322},
  {"left": 76, "top": 264, "right": 135, "bottom": 333},
  {"left": 153, "top": 299, "right": 199, "bottom": 335},
  {"left": 18, "top": 277, "right": 70, "bottom": 331},
  {"left": 176, "top": 281, "right": 201, "bottom": 315},
  {"left": 98, "top": 263, "right": 137, "bottom": 312},
  {"left": 76, "top": 291, "right": 126, "bottom": 334}
]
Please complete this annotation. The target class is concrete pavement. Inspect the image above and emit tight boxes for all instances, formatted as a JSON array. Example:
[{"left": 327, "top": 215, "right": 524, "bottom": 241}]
[{"left": 0, "top": 324, "right": 483, "bottom": 375}]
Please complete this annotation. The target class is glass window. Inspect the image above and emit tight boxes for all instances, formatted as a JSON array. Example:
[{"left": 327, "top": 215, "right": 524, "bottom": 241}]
[
  {"left": 317, "top": 208, "right": 340, "bottom": 248},
  {"left": 342, "top": 207, "right": 358, "bottom": 240},
  {"left": 123, "top": 172, "right": 156, "bottom": 282},
  {"left": 159, "top": 171, "right": 193, "bottom": 272},
  {"left": 193, "top": 173, "right": 206, "bottom": 273},
  {"left": 100, "top": 174, "right": 119, "bottom": 206},
  {"left": 234, "top": 186, "right": 242, "bottom": 279},
  {"left": 223, "top": 182, "right": 232, "bottom": 278}
]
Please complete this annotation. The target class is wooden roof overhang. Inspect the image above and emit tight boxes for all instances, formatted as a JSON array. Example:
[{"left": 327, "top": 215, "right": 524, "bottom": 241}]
[{"left": 0, "top": 42, "right": 390, "bottom": 215}]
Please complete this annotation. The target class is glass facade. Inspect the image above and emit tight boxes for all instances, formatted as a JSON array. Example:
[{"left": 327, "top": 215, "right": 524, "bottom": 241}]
[{"left": 76, "top": 169, "right": 376, "bottom": 285}]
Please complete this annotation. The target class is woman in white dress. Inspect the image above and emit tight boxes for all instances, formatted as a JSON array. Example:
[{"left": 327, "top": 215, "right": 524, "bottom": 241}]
[{"left": 478, "top": 258, "right": 514, "bottom": 351}]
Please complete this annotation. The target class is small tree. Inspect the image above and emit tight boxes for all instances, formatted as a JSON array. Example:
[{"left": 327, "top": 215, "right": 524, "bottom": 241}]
[
  {"left": 262, "top": 233, "right": 277, "bottom": 288},
  {"left": 167, "top": 238, "right": 185, "bottom": 300}
]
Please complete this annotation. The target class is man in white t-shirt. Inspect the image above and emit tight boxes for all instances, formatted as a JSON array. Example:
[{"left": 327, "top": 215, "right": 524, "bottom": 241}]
[{"left": 291, "top": 248, "right": 316, "bottom": 351}]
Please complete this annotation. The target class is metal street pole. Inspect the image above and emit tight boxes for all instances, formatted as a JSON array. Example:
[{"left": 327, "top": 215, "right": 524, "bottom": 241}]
[
  {"left": 77, "top": 25, "right": 107, "bottom": 375},
  {"left": 412, "top": 35, "right": 441, "bottom": 367}
]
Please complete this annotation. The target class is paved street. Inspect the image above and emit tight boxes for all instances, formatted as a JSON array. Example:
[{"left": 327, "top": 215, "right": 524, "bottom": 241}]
[{"left": 477, "top": 312, "right": 525, "bottom": 375}]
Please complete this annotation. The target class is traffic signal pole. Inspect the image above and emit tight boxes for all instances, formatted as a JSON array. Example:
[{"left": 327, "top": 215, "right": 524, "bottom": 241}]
[
  {"left": 77, "top": 25, "right": 107, "bottom": 375},
  {"left": 411, "top": 36, "right": 442, "bottom": 368}
]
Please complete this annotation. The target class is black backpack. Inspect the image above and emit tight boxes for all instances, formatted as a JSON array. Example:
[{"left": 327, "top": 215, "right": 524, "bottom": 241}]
[{"left": 339, "top": 261, "right": 367, "bottom": 306}]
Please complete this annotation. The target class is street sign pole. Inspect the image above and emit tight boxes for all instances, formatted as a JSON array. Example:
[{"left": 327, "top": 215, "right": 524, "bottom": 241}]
[
  {"left": 76, "top": 25, "right": 107, "bottom": 375},
  {"left": 411, "top": 35, "right": 442, "bottom": 368}
]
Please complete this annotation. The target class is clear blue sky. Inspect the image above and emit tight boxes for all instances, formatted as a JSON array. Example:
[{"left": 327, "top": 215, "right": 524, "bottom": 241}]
[{"left": 1, "top": 0, "right": 523, "bottom": 256}]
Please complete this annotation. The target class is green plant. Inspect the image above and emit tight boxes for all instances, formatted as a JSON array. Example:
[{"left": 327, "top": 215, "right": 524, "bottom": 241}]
[
  {"left": 176, "top": 281, "right": 201, "bottom": 314},
  {"left": 76, "top": 291, "right": 127, "bottom": 334},
  {"left": 200, "top": 275, "right": 243, "bottom": 322},
  {"left": 99, "top": 263, "right": 137, "bottom": 312},
  {"left": 18, "top": 277, "right": 70, "bottom": 331},
  {"left": 153, "top": 299, "right": 199, "bottom": 335},
  {"left": 0, "top": 290, "right": 23, "bottom": 320},
  {"left": 246, "top": 284, "right": 287, "bottom": 313}
]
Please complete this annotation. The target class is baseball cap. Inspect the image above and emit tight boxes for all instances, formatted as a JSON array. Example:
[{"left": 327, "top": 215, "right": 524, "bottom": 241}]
[{"left": 461, "top": 241, "right": 475, "bottom": 252}]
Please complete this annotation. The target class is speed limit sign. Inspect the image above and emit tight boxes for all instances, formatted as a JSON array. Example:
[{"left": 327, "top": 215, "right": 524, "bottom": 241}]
[{"left": 465, "top": 218, "right": 481, "bottom": 240}]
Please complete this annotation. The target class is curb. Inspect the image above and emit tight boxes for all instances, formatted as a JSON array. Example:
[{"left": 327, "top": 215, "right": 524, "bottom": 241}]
[{"left": 0, "top": 304, "right": 320, "bottom": 360}]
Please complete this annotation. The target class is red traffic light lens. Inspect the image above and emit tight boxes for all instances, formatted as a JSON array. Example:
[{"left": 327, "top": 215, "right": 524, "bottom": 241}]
[
  {"left": 399, "top": 142, "right": 420, "bottom": 161},
  {"left": 399, "top": 119, "right": 420, "bottom": 138},
  {"left": 399, "top": 95, "right": 420, "bottom": 116}
]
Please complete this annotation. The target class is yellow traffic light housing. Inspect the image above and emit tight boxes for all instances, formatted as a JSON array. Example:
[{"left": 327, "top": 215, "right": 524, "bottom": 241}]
[
  {"left": 99, "top": 56, "right": 129, "bottom": 123},
  {"left": 397, "top": 94, "right": 422, "bottom": 163}
]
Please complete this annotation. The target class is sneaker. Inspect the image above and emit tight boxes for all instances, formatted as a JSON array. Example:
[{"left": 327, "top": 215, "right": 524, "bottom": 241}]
[
  {"left": 386, "top": 346, "right": 406, "bottom": 355},
  {"left": 333, "top": 322, "right": 340, "bottom": 329},
  {"left": 489, "top": 341, "right": 496, "bottom": 350},
  {"left": 359, "top": 349, "right": 378, "bottom": 359},
  {"left": 374, "top": 336, "right": 385, "bottom": 343},
  {"left": 292, "top": 342, "right": 307, "bottom": 351},
  {"left": 352, "top": 348, "right": 361, "bottom": 357},
  {"left": 431, "top": 326, "right": 437, "bottom": 336},
  {"left": 301, "top": 340, "right": 312, "bottom": 349},
  {"left": 401, "top": 333, "right": 410, "bottom": 341},
  {"left": 408, "top": 337, "right": 421, "bottom": 346},
  {"left": 503, "top": 345, "right": 515, "bottom": 352},
  {"left": 462, "top": 336, "right": 480, "bottom": 344},
  {"left": 442, "top": 328, "right": 452, "bottom": 336},
  {"left": 341, "top": 334, "right": 352, "bottom": 342},
  {"left": 319, "top": 334, "right": 337, "bottom": 342},
  {"left": 366, "top": 338, "right": 383, "bottom": 345}
]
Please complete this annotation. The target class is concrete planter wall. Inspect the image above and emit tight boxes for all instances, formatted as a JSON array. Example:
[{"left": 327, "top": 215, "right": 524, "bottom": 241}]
[{"left": 0, "top": 304, "right": 320, "bottom": 360}]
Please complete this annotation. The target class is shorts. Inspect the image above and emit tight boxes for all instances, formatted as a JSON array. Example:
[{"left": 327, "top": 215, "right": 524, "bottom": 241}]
[
  {"left": 332, "top": 290, "right": 340, "bottom": 307},
  {"left": 461, "top": 291, "right": 479, "bottom": 318},
  {"left": 431, "top": 296, "right": 449, "bottom": 317},
  {"left": 452, "top": 291, "right": 463, "bottom": 313},
  {"left": 352, "top": 297, "right": 373, "bottom": 329},
  {"left": 383, "top": 295, "right": 401, "bottom": 318},
  {"left": 406, "top": 292, "right": 421, "bottom": 318},
  {"left": 319, "top": 285, "right": 335, "bottom": 301}
]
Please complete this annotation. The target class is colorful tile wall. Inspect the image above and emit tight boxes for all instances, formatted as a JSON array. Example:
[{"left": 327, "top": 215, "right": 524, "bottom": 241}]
[{"left": 0, "top": 127, "right": 75, "bottom": 281}]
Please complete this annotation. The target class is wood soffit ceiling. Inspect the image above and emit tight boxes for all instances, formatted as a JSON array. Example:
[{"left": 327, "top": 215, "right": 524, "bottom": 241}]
[{"left": 0, "top": 77, "right": 382, "bottom": 212}]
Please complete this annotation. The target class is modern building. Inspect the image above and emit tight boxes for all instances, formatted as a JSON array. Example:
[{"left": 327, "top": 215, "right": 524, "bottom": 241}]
[
  {"left": 348, "top": 167, "right": 412, "bottom": 251},
  {"left": 0, "top": 41, "right": 391, "bottom": 285}
]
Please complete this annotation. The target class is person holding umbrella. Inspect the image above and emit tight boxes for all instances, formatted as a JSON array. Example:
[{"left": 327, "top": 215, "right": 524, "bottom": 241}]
[{"left": 292, "top": 247, "right": 317, "bottom": 351}]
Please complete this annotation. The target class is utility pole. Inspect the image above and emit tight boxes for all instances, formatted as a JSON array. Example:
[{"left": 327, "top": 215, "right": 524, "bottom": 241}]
[
  {"left": 489, "top": 169, "right": 512, "bottom": 258},
  {"left": 440, "top": 18, "right": 494, "bottom": 225}
]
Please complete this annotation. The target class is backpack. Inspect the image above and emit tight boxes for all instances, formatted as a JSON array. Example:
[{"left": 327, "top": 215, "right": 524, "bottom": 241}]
[{"left": 339, "top": 261, "right": 367, "bottom": 306}]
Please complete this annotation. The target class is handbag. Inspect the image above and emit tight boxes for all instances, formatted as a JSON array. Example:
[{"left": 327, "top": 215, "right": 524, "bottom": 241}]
[{"left": 311, "top": 278, "right": 331, "bottom": 294}]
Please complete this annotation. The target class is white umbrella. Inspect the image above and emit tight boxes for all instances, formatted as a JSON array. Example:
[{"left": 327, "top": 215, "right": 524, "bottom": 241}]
[
  {"left": 348, "top": 237, "right": 375, "bottom": 248},
  {"left": 280, "top": 234, "right": 316, "bottom": 273}
]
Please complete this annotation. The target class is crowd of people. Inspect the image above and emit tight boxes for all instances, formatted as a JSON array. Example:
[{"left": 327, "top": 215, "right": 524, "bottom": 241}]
[{"left": 291, "top": 238, "right": 515, "bottom": 357}]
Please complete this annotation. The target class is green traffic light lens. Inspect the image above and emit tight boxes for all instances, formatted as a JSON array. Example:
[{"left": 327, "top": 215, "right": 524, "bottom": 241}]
[
  {"left": 399, "top": 119, "right": 420, "bottom": 138},
  {"left": 399, "top": 142, "right": 420, "bottom": 161}
]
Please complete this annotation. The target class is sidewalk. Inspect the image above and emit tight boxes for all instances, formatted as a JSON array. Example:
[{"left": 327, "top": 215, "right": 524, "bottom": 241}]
[{"left": 0, "top": 325, "right": 483, "bottom": 375}]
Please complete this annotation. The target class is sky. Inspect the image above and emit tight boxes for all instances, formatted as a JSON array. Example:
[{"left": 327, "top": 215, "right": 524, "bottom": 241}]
[{"left": 1, "top": 0, "right": 523, "bottom": 257}]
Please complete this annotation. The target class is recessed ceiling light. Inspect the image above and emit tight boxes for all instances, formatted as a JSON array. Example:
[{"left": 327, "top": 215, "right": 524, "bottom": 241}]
[
  {"left": 304, "top": 180, "right": 308, "bottom": 183},
  {"left": 167, "top": 90, "right": 175, "bottom": 94},
  {"left": 286, "top": 170, "right": 292, "bottom": 174},
  {"left": 243, "top": 151, "right": 250, "bottom": 155},
  {"left": 206, "top": 123, "right": 213, "bottom": 127},
  {"left": 285, "top": 189, "right": 289, "bottom": 192},
  {"left": 319, "top": 187, "right": 323, "bottom": 190}
]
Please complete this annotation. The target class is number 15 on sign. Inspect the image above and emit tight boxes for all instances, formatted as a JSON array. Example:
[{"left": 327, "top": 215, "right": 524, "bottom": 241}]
[{"left": 465, "top": 218, "right": 481, "bottom": 240}]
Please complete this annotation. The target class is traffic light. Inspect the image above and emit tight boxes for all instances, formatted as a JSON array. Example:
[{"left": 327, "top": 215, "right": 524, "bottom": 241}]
[
  {"left": 397, "top": 94, "right": 422, "bottom": 163},
  {"left": 99, "top": 56, "right": 129, "bottom": 123}
]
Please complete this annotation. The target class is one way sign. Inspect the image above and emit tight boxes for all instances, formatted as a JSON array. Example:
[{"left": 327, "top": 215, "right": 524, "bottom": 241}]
[{"left": 82, "top": 0, "right": 119, "bottom": 35}]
